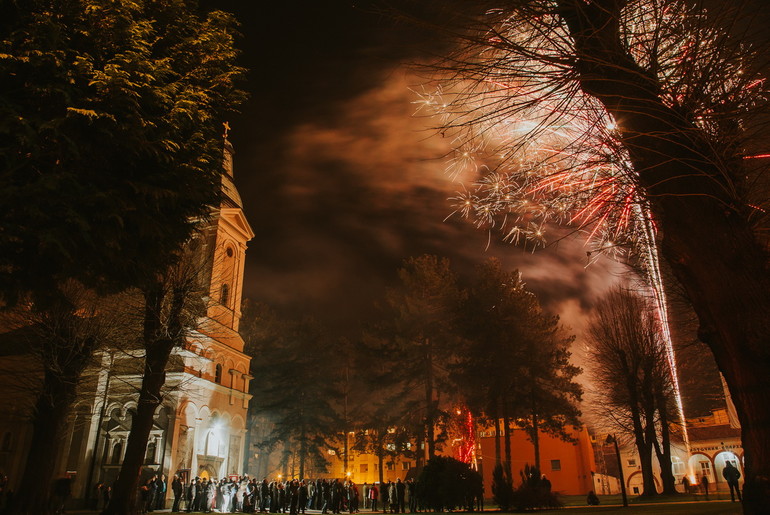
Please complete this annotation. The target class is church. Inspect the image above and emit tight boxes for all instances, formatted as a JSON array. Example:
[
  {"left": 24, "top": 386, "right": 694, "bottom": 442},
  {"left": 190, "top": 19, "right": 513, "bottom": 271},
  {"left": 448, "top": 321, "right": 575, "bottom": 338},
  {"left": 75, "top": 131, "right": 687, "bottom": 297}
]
[{"left": 0, "top": 135, "right": 254, "bottom": 504}]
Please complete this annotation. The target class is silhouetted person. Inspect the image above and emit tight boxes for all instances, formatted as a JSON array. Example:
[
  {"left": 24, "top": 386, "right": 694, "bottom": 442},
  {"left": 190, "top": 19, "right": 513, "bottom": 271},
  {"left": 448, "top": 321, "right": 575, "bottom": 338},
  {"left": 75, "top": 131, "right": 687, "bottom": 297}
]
[{"left": 723, "top": 463, "right": 742, "bottom": 502}]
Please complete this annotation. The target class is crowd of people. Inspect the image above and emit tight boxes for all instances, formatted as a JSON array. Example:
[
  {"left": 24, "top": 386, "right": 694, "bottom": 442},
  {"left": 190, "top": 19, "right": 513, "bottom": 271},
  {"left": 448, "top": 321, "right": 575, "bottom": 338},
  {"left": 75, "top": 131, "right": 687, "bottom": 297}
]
[{"left": 153, "top": 476, "right": 421, "bottom": 514}]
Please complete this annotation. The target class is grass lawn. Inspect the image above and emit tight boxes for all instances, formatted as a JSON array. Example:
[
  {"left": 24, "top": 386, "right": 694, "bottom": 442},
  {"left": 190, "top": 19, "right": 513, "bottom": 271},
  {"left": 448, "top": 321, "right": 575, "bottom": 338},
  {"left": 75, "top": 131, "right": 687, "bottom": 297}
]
[{"left": 553, "top": 493, "right": 742, "bottom": 514}]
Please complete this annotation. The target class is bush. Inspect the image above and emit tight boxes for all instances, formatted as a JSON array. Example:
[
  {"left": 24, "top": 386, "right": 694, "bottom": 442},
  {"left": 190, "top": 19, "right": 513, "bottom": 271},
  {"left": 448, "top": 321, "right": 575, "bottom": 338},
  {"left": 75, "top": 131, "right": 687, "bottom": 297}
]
[
  {"left": 511, "top": 464, "right": 563, "bottom": 511},
  {"left": 417, "top": 456, "right": 482, "bottom": 512},
  {"left": 492, "top": 463, "right": 514, "bottom": 511}
]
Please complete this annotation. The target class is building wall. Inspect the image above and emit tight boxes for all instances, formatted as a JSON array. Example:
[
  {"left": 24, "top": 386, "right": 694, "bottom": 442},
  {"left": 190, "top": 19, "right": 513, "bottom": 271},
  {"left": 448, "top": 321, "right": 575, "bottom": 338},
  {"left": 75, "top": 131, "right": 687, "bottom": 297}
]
[
  {"left": 477, "top": 426, "right": 595, "bottom": 496},
  {"left": 610, "top": 408, "right": 744, "bottom": 495}
]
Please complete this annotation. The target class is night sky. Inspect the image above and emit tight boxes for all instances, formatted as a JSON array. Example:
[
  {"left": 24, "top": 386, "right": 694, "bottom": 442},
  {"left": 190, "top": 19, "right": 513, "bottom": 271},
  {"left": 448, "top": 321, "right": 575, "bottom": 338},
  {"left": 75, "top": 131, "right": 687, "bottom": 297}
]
[{"left": 214, "top": 1, "right": 625, "bottom": 342}]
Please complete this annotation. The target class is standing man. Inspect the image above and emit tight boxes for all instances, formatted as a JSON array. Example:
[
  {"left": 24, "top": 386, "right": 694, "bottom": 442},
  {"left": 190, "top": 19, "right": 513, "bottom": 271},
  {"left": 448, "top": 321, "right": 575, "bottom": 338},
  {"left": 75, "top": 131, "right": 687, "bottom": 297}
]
[
  {"left": 723, "top": 463, "right": 742, "bottom": 502},
  {"left": 155, "top": 474, "right": 167, "bottom": 510},
  {"left": 700, "top": 473, "right": 710, "bottom": 501},
  {"left": 395, "top": 479, "right": 405, "bottom": 514},
  {"left": 172, "top": 475, "right": 183, "bottom": 512}
]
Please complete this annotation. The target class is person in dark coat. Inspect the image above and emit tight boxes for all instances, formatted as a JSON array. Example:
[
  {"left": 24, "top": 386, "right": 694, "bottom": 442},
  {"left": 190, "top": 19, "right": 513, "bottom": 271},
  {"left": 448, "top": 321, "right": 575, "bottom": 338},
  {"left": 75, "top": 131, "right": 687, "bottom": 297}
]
[
  {"left": 723, "top": 463, "right": 742, "bottom": 502},
  {"left": 298, "top": 480, "right": 309, "bottom": 514},
  {"left": 186, "top": 479, "right": 196, "bottom": 513},
  {"left": 586, "top": 491, "right": 600, "bottom": 505},
  {"left": 260, "top": 479, "right": 270, "bottom": 513},
  {"left": 321, "top": 479, "right": 331, "bottom": 514},
  {"left": 700, "top": 474, "right": 710, "bottom": 500},
  {"left": 155, "top": 474, "right": 167, "bottom": 510},
  {"left": 172, "top": 475, "right": 183, "bottom": 512},
  {"left": 395, "top": 479, "right": 405, "bottom": 514}
]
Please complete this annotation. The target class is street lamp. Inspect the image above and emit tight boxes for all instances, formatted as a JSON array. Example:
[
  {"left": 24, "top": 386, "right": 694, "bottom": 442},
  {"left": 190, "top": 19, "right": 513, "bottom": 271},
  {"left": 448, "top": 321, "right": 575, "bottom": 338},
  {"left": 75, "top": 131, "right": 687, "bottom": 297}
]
[{"left": 606, "top": 434, "right": 629, "bottom": 507}]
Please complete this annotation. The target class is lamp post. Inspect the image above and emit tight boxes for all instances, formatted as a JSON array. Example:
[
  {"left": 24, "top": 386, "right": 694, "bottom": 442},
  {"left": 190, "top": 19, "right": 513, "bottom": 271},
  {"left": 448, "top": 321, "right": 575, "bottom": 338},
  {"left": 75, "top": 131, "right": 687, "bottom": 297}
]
[{"left": 606, "top": 434, "right": 628, "bottom": 507}]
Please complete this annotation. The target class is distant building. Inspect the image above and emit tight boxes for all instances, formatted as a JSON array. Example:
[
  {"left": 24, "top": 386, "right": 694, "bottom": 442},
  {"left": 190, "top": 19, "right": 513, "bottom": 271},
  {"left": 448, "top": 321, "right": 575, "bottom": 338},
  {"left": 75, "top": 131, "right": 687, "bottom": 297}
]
[
  {"left": 0, "top": 136, "right": 254, "bottom": 504},
  {"left": 604, "top": 407, "right": 743, "bottom": 496},
  {"left": 476, "top": 424, "right": 596, "bottom": 496}
]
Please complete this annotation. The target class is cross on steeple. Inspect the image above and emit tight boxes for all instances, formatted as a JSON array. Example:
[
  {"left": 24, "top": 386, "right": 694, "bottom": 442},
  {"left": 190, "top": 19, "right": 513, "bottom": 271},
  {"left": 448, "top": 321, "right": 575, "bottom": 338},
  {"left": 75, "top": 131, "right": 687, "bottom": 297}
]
[{"left": 222, "top": 121, "right": 231, "bottom": 139}]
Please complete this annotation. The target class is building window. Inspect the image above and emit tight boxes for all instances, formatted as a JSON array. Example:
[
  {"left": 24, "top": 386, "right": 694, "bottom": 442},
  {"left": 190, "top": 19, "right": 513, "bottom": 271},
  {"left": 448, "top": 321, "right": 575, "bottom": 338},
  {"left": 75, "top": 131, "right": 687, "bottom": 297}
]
[
  {"left": 112, "top": 441, "right": 123, "bottom": 465},
  {"left": 700, "top": 461, "right": 712, "bottom": 479},
  {"left": 360, "top": 464, "right": 368, "bottom": 473},
  {"left": 221, "top": 283, "right": 230, "bottom": 306},
  {"left": 402, "top": 462, "right": 411, "bottom": 471},
  {"left": 627, "top": 459, "right": 637, "bottom": 467},
  {"left": 386, "top": 462, "right": 395, "bottom": 471},
  {"left": 145, "top": 440, "right": 156, "bottom": 465},
  {"left": 215, "top": 364, "right": 223, "bottom": 384},
  {"left": 550, "top": 460, "right": 561, "bottom": 471}
]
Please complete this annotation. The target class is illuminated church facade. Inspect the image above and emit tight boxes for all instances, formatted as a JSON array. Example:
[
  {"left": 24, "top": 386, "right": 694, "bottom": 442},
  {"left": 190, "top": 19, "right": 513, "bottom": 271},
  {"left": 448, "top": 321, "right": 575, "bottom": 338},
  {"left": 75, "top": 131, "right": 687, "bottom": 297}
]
[{"left": 80, "top": 137, "right": 255, "bottom": 493}]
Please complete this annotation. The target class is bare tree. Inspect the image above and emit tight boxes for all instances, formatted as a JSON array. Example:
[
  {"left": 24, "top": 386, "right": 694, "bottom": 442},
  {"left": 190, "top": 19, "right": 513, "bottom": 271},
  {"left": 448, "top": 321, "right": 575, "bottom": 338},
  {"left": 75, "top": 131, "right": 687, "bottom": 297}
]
[
  {"left": 409, "top": 1, "right": 770, "bottom": 510},
  {"left": 587, "top": 287, "right": 676, "bottom": 496},
  {"left": 0, "top": 282, "right": 127, "bottom": 514},
  {"left": 103, "top": 248, "right": 209, "bottom": 515}
]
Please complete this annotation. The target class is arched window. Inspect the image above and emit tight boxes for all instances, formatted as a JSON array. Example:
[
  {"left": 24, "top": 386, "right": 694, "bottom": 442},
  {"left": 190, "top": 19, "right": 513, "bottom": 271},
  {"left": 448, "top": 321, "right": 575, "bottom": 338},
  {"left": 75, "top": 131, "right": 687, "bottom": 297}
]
[
  {"left": 205, "top": 431, "right": 220, "bottom": 457},
  {"left": 112, "top": 441, "right": 123, "bottom": 465},
  {"left": 215, "top": 363, "right": 223, "bottom": 384},
  {"left": 220, "top": 283, "right": 230, "bottom": 306}
]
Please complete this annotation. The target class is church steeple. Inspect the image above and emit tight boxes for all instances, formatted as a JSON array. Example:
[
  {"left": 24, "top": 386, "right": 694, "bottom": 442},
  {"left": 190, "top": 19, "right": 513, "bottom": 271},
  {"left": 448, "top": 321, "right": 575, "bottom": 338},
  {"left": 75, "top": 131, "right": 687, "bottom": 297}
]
[
  {"left": 199, "top": 125, "right": 254, "bottom": 345},
  {"left": 220, "top": 124, "right": 243, "bottom": 209}
]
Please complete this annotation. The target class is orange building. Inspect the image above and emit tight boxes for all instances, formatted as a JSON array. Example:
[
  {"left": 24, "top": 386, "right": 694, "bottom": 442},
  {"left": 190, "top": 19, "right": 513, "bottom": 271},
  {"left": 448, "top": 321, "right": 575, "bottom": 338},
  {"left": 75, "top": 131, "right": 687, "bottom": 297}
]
[{"left": 476, "top": 425, "right": 596, "bottom": 496}]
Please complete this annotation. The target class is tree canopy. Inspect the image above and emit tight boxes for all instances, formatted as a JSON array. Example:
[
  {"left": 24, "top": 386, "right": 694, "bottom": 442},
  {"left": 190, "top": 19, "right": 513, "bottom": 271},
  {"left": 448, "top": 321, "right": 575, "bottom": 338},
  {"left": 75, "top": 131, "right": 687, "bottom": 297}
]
[{"left": 0, "top": 0, "right": 247, "bottom": 303}]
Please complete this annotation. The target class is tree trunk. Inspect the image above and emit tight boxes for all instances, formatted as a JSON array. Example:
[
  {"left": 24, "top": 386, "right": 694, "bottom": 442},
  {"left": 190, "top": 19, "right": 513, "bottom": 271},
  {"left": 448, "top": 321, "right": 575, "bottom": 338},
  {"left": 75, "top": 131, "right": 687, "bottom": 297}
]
[
  {"left": 103, "top": 284, "right": 182, "bottom": 515},
  {"left": 299, "top": 426, "right": 307, "bottom": 481},
  {"left": 10, "top": 309, "right": 96, "bottom": 515},
  {"left": 11, "top": 364, "right": 89, "bottom": 514},
  {"left": 558, "top": 1, "right": 770, "bottom": 511},
  {"left": 424, "top": 338, "right": 436, "bottom": 461},
  {"left": 653, "top": 392, "right": 677, "bottom": 494},
  {"left": 378, "top": 433, "right": 385, "bottom": 487},
  {"left": 530, "top": 392, "right": 541, "bottom": 473},
  {"left": 492, "top": 399, "right": 502, "bottom": 469},
  {"left": 502, "top": 399, "right": 512, "bottom": 481},
  {"left": 415, "top": 430, "right": 425, "bottom": 469}
]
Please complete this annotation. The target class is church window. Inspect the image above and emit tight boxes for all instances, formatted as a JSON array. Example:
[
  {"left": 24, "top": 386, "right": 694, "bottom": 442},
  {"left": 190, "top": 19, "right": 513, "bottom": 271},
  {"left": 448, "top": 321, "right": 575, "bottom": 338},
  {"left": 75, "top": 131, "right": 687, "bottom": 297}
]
[
  {"left": 145, "top": 440, "right": 157, "bottom": 465},
  {"left": 221, "top": 283, "right": 230, "bottom": 306},
  {"left": 112, "top": 441, "right": 123, "bottom": 465},
  {"left": 226, "top": 247, "right": 234, "bottom": 258},
  {"left": 215, "top": 363, "right": 223, "bottom": 384}
]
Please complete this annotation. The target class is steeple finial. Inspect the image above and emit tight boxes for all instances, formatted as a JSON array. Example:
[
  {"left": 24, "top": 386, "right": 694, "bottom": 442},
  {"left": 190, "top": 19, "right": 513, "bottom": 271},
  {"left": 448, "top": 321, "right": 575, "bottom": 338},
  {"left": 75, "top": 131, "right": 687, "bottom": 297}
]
[{"left": 222, "top": 121, "right": 231, "bottom": 139}]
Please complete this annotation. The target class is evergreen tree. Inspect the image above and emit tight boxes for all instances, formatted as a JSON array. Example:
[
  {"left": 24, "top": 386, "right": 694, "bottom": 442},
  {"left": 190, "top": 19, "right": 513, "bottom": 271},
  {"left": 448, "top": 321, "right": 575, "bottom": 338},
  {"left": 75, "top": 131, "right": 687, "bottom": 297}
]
[
  {"left": 372, "top": 255, "right": 464, "bottom": 465},
  {"left": 244, "top": 304, "right": 343, "bottom": 480},
  {"left": 453, "top": 259, "right": 581, "bottom": 478}
]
